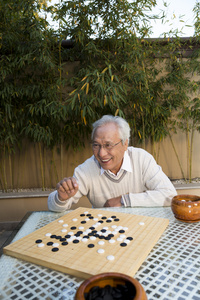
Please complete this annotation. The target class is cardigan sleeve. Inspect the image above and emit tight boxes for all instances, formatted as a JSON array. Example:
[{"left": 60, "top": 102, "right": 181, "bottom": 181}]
[
  {"left": 47, "top": 159, "right": 93, "bottom": 212},
  {"left": 123, "top": 149, "right": 177, "bottom": 207}
]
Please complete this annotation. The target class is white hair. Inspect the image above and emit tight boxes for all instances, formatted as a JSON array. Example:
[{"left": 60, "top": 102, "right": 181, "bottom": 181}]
[{"left": 92, "top": 115, "right": 130, "bottom": 145}]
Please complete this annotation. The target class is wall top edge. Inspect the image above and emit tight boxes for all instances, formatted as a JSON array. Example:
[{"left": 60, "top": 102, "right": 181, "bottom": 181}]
[{"left": 0, "top": 190, "right": 53, "bottom": 199}]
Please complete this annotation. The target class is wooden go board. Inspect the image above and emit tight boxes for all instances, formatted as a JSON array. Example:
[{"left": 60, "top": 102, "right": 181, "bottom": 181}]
[{"left": 4, "top": 207, "right": 169, "bottom": 279}]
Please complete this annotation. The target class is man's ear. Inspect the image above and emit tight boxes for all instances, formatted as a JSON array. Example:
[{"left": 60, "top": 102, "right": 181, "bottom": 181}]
[{"left": 124, "top": 139, "right": 128, "bottom": 150}]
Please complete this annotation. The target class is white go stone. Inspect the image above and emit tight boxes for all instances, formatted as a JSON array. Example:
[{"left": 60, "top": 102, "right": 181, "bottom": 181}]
[
  {"left": 117, "top": 237, "right": 123, "bottom": 242},
  {"left": 97, "top": 249, "right": 105, "bottom": 254},
  {"left": 45, "top": 233, "right": 51, "bottom": 237},
  {"left": 82, "top": 238, "right": 88, "bottom": 242},
  {"left": 98, "top": 241, "right": 105, "bottom": 245},
  {"left": 67, "top": 238, "right": 73, "bottom": 242},
  {"left": 124, "top": 239, "right": 130, "bottom": 244},
  {"left": 109, "top": 239, "right": 116, "bottom": 244},
  {"left": 117, "top": 226, "right": 123, "bottom": 230},
  {"left": 37, "top": 243, "right": 45, "bottom": 248},
  {"left": 119, "top": 234, "right": 126, "bottom": 239},
  {"left": 107, "top": 255, "right": 115, "bottom": 261}
]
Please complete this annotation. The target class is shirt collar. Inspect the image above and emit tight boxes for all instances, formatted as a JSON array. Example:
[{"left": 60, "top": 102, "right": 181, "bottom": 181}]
[{"left": 100, "top": 150, "right": 132, "bottom": 176}]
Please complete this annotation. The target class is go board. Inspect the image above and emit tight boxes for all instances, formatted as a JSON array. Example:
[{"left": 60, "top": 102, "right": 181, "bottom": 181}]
[{"left": 4, "top": 207, "right": 169, "bottom": 279}]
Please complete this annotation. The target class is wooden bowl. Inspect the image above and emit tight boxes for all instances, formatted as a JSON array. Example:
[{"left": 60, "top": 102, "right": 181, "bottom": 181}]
[
  {"left": 171, "top": 194, "right": 200, "bottom": 223},
  {"left": 75, "top": 272, "right": 147, "bottom": 300}
]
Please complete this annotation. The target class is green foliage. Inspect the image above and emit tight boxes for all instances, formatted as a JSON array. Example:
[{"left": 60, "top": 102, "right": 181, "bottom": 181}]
[{"left": 1, "top": 0, "right": 200, "bottom": 189}]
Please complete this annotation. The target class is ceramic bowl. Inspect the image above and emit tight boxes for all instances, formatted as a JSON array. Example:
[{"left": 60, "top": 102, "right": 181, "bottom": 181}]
[
  {"left": 75, "top": 272, "right": 147, "bottom": 300},
  {"left": 171, "top": 194, "right": 200, "bottom": 222}
]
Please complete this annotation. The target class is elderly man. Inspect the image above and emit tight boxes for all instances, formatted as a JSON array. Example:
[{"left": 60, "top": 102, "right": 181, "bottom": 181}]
[{"left": 48, "top": 115, "right": 177, "bottom": 212}]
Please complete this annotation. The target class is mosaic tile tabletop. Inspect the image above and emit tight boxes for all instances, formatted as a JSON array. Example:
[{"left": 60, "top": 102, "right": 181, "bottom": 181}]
[{"left": 0, "top": 207, "right": 199, "bottom": 300}]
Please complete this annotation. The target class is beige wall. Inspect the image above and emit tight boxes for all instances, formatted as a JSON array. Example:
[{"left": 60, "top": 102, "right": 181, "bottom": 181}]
[
  {"left": 0, "top": 195, "right": 92, "bottom": 222},
  {"left": 1, "top": 128, "right": 200, "bottom": 192},
  {"left": 1, "top": 187, "right": 200, "bottom": 222}
]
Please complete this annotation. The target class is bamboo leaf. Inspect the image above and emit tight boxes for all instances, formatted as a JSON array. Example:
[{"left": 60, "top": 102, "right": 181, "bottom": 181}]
[
  {"left": 81, "top": 82, "right": 87, "bottom": 90},
  {"left": 115, "top": 108, "right": 119, "bottom": 116},
  {"left": 101, "top": 67, "right": 108, "bottom": 74},
  {"left": 81, "top": 76, "right": 87, "bottom": 82},
  {"left": 69, "top": 88, "right": 77, "bottom": 95},
  {"left": 104, "top": 95, "right": 107, "bottom": 106},
  {"left": 86, "top": 83, "right": 89, "bottom": 94}
]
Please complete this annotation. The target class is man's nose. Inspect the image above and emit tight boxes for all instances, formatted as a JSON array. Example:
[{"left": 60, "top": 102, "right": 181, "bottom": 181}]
[{"left": 98, "top": 145, "right": 107, "bottom": 156}]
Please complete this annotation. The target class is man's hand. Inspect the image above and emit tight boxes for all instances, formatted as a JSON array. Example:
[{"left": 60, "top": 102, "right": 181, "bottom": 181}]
[
  {"left": 56, "top": 177, "right": 78, "bottom": 201},
  {"left": 104, "top": 196, "right": 122, "bottom": 207}
]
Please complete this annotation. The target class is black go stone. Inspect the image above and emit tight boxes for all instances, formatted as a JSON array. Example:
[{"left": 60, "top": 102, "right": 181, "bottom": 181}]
[
  {"left": 84, "top": 283, "right": 136, "bottom": 300},
  {"left": 35, "top": 239, "right": 42, "bottom": 244},
  {"left": 56, "top": 235, "right": 62, "bottom": 239},
  {"left": 108, "top": 234, "right": 114, "bottom": 238},
  {"left": 65, "top": 234, "right": 71, "bottom": 238},
  {"left": 81, "top": 221, "right": 86, "bottom": 224},
  {"left": 62, "top": 242, "right": 68, "bottom": 246},
  {"left": 52, "top": 248, "right": 59, "bottom": 252},
  {"left": 47, "top": 242, "right": 53, "bottom": 246},
  {"left": 101, "top": 216, "right": 107, "bottom": 220},
  {"left": 71, "top": 226, "right": 76, "bottom": 230},
  {"left": 60, "top": 238, "right": 66, "bottom": 241},
  {"left": 111, "top": 216, "right": 117, "bottom": 219},
  {"left": 83, "top": 235, "right": 89, "bottom": 239},
  {"left": 127, "top": 237, "right": 133, "bottom": 241},
  {"left": 114, "top": 218, "right": 120, "bottom": 222},
  {"left": 80, "top": 214, "right": 85, "bottom": 217},
  {"left": 106, "top": 219, "right": 112, "bottom": 223},
  {"left": 77, "top": 231, "right": 83, "bottom": 235},
  {"left": 73, "top": 239, "right": 79, "bottom": 244},
  {"left": 120, "top": 243, "right": 127, "bottom": 247},
  {"left": 119, "top": 230, "right": 125, "bottom": 233},
  {"left": 88, "top": 244, "right": 95, "bottom": 248},
  {"left": 50, "top": 235, "right": 56, "bottom": 239}
]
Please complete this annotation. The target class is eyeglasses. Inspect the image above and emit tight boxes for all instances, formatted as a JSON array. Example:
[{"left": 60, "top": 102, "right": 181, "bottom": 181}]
[{"left": 92, "top": 140, "right": 122, "bottom": 151}]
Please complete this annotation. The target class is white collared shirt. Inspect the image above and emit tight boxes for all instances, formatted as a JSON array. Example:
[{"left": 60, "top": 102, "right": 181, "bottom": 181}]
[{"left": 100, "top": 150, "right": 133, "bottom": 177}]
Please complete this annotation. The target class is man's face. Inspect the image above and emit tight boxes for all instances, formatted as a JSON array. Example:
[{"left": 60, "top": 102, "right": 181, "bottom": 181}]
[{"left": 92, "top": 123, "right": 128, "bottom": 175}]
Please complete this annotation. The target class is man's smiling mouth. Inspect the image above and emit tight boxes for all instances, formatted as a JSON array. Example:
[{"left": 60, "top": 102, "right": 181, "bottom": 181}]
[{"left": 100, "top": 158, "right": 112, "bottom": 163}]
